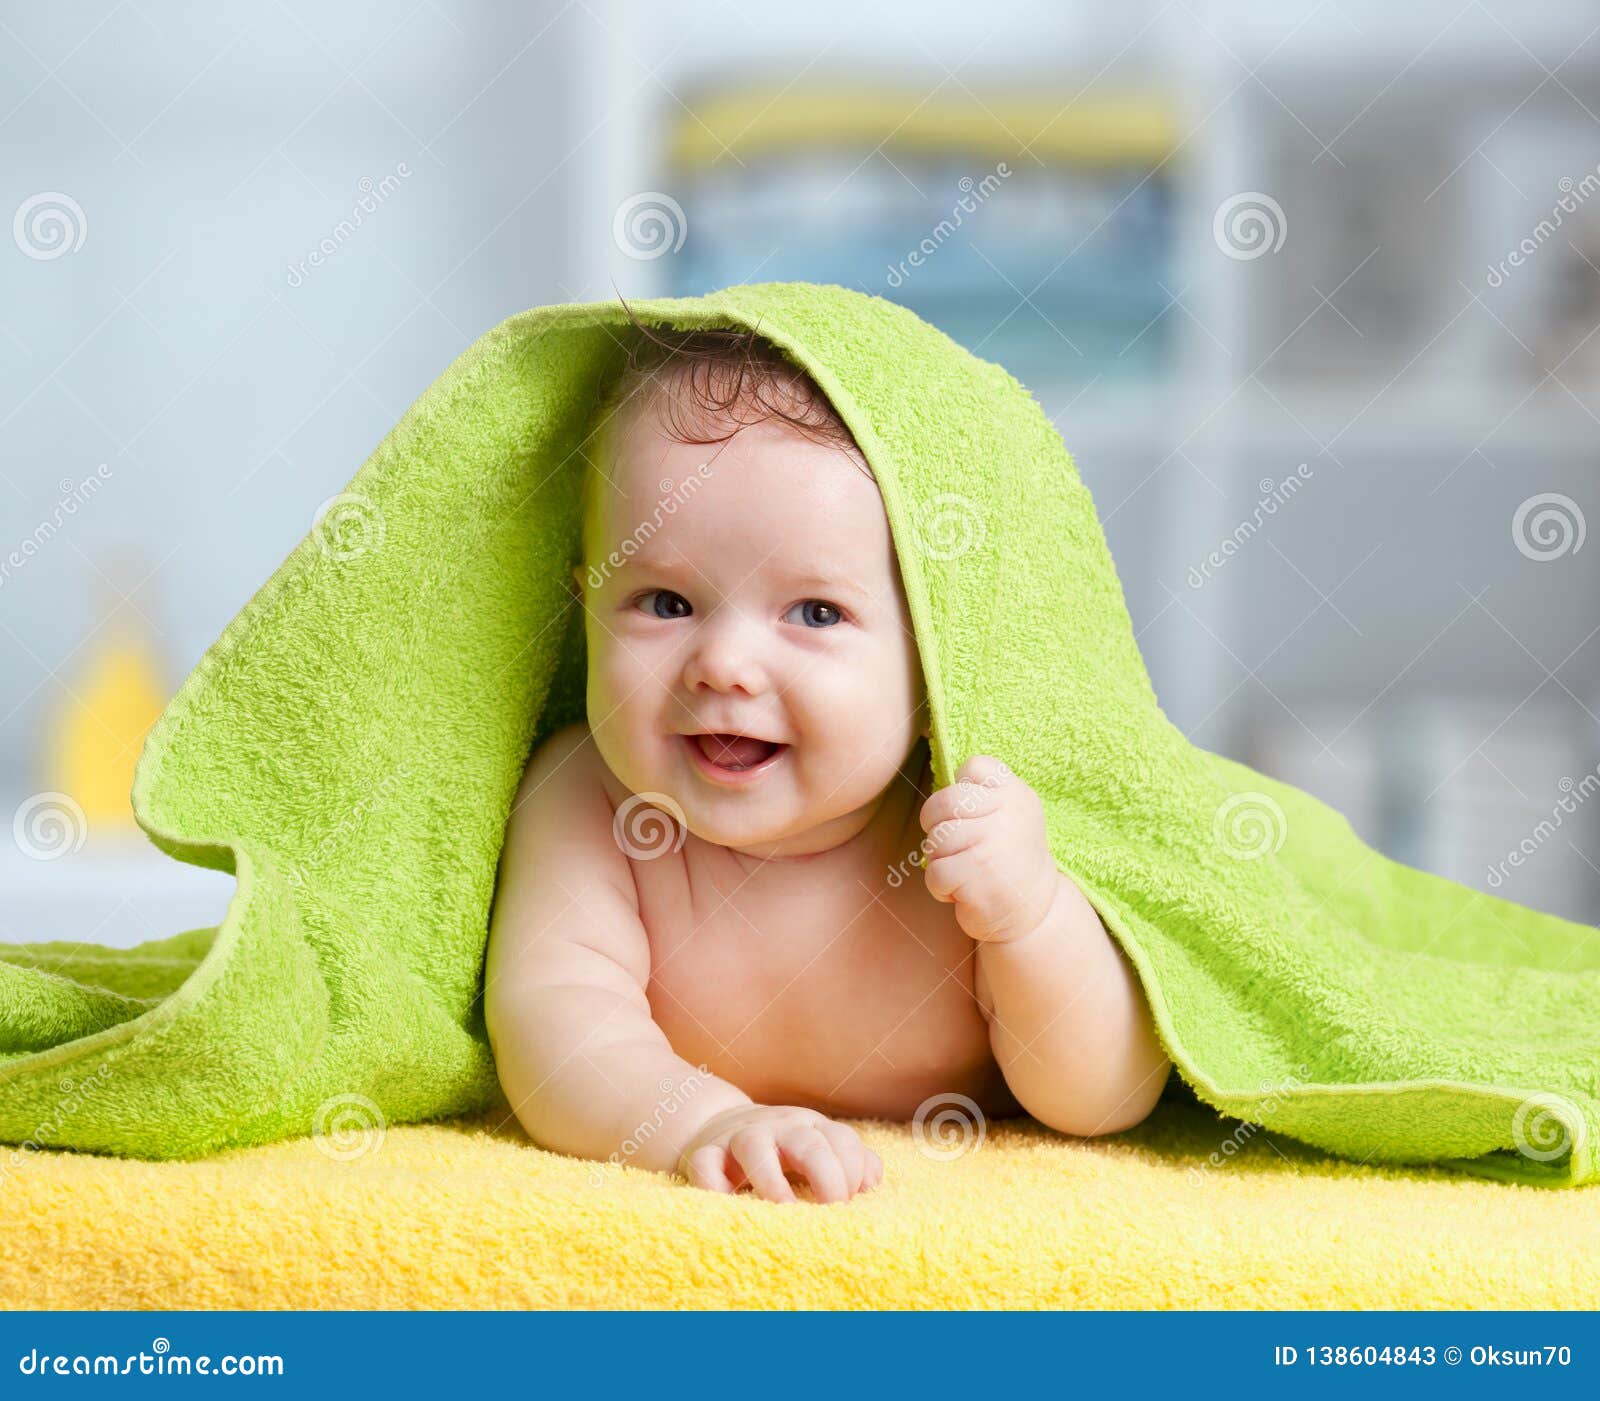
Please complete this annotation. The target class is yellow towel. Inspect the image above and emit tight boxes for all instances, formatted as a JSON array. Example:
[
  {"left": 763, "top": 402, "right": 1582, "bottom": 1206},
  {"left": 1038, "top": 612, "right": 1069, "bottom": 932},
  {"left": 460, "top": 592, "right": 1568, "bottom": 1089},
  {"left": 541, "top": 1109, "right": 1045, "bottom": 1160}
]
[{"left": 3, "top": 1097, "right": 1594, "bottom": 1309}]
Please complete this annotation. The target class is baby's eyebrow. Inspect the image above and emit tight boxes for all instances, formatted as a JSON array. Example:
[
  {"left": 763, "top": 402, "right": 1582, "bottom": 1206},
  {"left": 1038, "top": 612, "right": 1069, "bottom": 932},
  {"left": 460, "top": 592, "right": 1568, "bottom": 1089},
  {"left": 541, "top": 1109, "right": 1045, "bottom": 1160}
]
[
  {"left": 781, "top": 568, "right": 870, "bottom": 598},
  {"left": 621, "top": 556, "right": 869, "bottom": 598},
  {"left": 615, "top": 552, "right": 692, "bottom": 575}
]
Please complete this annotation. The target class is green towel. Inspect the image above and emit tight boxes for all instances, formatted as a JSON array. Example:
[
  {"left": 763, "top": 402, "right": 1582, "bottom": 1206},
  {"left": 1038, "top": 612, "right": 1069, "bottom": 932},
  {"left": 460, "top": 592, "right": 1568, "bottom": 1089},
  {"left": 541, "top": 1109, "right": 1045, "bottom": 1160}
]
[{"left": 1, "top": 282, "right": 1595, "bottom": 1187}]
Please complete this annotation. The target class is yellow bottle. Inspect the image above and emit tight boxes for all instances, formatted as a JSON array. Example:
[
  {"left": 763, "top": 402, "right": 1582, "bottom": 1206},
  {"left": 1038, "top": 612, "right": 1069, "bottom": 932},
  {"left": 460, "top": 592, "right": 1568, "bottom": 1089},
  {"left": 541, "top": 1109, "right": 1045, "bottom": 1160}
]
[{"left": 43, "top": 551, "right": 168, "bottom": 830}]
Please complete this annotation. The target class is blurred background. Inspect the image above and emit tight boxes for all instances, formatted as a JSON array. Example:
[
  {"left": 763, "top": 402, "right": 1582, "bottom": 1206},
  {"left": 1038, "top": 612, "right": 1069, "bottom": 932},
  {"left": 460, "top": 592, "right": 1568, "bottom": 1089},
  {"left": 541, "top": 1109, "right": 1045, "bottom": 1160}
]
[{"left": 3, "top": 0, "right": 1598, "bottom": 946}]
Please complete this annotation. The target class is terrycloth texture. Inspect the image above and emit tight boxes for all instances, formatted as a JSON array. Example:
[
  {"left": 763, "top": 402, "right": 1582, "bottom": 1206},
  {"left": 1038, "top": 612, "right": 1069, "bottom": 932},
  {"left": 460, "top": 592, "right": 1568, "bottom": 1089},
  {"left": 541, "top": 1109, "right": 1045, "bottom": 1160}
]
[
  {"left": 3, "top": 1101, "right": 1597, "bottom": 1310},
  {"left": 0, "top": 282, "right": 1596, "bottom": 1186}
]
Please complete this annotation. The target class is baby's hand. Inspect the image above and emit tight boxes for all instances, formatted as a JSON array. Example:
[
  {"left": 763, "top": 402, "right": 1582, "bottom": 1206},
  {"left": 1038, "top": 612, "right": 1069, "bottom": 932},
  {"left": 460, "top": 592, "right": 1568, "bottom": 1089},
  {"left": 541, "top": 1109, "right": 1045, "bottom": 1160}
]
[
  {"left": 677, "top": 1104, "right": 883, "bottom": 1203},
  {"left": 918, "top": 754, "right": 1060, "bottom": 943}
]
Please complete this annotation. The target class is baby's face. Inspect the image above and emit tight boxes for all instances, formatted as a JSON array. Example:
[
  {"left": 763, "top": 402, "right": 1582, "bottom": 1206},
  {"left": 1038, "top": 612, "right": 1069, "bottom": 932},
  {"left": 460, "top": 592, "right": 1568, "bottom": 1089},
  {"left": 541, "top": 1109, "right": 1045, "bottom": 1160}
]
[{"left": 574, "top": 393, "right": 927, "bottom": 859}]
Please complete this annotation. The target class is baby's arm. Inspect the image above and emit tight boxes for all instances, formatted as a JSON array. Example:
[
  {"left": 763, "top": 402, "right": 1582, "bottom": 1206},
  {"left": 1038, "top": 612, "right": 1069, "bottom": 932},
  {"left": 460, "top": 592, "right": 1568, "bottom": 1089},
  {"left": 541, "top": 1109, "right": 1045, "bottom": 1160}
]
[
  {"left": 919, "top": 755, "right": 1171, "bottom": 1137},
  {"left": 484, "top": 724, "right": 880, "bottom": 1201},
  {"left": 973, "top": 871, "right": 1170, "bottom": 1136}
]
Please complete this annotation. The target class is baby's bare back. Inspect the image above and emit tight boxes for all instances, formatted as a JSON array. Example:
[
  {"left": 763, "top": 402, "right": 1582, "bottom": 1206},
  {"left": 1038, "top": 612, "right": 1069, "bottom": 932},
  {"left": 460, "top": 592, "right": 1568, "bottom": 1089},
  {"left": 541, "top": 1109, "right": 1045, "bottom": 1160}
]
[{"left": 592, "top": 742, "right": 1022, "bottom": 1122}]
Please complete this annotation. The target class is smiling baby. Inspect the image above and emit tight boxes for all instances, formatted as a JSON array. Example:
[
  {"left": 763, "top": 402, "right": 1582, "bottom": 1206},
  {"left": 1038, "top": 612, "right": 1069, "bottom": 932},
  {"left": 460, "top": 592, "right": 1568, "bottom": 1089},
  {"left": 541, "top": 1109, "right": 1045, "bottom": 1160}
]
[{"left": 483, "top": 319, "right": 1171, "bottom": 1203}]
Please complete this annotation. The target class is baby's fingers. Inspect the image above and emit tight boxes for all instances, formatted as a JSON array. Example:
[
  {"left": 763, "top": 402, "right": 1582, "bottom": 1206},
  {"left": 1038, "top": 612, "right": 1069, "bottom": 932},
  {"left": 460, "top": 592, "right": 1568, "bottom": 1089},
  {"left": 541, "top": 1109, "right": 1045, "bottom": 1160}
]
[
  {"left": 777, "top": 1126, "right": 850, "bottom": 1204},
  {"left": 850, "top": 1141, "right": 884, "bottom": 1189},
  {"left": 681, "top": 1143, "right": 735, "bottom": 1194},
  {"left": 728, "top": 1127, "right": 797, "bottom": 1203},
  {"left": 813, "top": 1119, "right": 871, "bottom": 1196}
]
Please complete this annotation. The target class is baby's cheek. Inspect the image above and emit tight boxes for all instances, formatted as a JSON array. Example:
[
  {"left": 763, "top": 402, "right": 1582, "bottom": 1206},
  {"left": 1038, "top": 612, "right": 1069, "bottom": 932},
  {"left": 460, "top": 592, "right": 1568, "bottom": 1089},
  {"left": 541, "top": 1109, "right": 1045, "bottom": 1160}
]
[
  {"left": 591, "top": 642, "right": 677, "bottom": 759},
  {"left": 850, "top": 651, "right": 921, "bottom": 731},
  {"left": 803, "top": 667, "right": 915, "bottom": 768},
  {"left": 587, "top": 631, "right": 648, "bottom": 704},
  {"left": 588, "top": 644, "right": 625, "bottom": 705}
]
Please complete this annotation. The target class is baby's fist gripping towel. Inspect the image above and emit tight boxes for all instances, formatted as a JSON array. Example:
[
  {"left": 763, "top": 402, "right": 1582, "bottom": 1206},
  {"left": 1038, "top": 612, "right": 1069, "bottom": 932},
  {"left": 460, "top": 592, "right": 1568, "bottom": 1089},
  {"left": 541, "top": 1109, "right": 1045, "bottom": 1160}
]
[{"left": 1, "top": 283, "right": 1596, "bottom": 1184}]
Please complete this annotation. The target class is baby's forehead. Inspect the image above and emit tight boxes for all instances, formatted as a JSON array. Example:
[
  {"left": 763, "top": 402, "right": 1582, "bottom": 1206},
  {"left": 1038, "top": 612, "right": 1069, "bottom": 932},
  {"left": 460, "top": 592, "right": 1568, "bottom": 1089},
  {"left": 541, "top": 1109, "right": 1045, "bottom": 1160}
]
[
  {"left": 593, "top": 414, "right": 897, "bottom": 579},
  {"left": 607, "top": 402, "right": 875, "bottom": 500},
  {"left": 632, "top": 532, "right": 876, "bottom": 592}
]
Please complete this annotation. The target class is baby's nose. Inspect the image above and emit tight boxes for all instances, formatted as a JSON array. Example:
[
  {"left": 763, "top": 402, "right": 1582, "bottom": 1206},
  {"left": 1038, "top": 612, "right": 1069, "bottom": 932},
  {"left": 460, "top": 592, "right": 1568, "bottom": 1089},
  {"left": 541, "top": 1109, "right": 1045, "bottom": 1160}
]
[{"left": 684, "top": 621, "right": 768, "bottom": 695}]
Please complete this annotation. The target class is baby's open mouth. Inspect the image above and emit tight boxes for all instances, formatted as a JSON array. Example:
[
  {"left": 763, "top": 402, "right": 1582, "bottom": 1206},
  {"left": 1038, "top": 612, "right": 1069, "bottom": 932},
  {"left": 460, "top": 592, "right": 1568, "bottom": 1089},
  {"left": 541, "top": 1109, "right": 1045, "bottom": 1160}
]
[{"left": 687, "top": 733, "right": 786, "bottom": 772}]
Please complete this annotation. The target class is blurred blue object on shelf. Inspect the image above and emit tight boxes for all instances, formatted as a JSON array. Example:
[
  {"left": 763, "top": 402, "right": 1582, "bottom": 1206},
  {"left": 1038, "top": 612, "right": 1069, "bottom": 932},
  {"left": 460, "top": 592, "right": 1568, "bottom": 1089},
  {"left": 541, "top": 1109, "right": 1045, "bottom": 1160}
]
[{"left": 660, "top": 84, "right": 1178, "bottom": 385}]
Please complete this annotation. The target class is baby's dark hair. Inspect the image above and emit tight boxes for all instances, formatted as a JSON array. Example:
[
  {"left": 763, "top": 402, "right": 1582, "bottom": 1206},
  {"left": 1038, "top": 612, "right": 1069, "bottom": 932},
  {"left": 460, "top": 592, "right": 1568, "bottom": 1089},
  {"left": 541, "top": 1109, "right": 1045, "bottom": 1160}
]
[
  {"left": 574, "top": 301, "right": 875, "bottom": 582},
  {"left": 589, "top": 298, "right": 871, "bottom": 471}
]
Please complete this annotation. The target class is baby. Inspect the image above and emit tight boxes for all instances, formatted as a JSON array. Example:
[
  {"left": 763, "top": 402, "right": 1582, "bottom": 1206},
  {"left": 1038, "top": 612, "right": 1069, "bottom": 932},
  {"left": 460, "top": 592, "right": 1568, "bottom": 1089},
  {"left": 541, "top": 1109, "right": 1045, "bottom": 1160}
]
[{"left": 483, "top": 322, "right": 1171, "bottom": 1203}]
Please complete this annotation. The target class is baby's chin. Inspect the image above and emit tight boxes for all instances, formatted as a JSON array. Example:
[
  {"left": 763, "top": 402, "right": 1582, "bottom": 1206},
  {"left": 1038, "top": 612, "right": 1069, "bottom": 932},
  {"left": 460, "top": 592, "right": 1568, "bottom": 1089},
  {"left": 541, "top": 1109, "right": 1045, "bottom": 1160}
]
[
  {"left": 681, "top": 810, "right": 786, "bottom": 850},
  {"left": 617, "top": 738, "right": 806, "bottom": 846},
  {"left": 679, "top": 804, "right": 857, "bottom": 859}
]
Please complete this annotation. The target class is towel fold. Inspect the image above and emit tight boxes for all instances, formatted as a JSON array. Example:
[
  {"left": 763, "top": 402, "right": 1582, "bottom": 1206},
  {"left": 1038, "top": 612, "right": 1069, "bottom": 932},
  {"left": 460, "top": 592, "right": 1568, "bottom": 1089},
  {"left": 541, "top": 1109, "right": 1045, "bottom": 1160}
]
[{"left": 1, "top": 282, "right": 1594, "bottom": 1184}]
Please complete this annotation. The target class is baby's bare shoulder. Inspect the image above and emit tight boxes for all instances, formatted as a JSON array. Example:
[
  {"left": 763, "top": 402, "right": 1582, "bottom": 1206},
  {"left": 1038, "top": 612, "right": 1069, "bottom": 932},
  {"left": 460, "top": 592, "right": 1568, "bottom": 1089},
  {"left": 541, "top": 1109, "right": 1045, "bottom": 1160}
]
[
  {"left": 489, "top": 719, "right": 649, "bottom": 994},
  {"left": 503, "top": 720, "right": 635, "bottom": 906},
  {"left": 518, "top": 720, "right": 631, "bottom": 810}
]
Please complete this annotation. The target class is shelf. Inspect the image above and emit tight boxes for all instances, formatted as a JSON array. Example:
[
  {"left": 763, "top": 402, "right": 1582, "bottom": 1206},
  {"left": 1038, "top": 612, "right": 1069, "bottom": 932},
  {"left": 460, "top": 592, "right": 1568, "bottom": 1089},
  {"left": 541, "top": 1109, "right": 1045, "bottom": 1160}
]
[{"left": 1029, "top": 374, "right": 1600, "bottom": 462}]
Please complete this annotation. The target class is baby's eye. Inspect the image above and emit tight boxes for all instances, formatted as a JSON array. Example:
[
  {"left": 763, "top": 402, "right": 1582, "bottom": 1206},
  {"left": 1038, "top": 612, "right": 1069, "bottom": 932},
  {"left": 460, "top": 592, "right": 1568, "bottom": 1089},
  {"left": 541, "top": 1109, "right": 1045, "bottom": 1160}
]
[
  {"left": 634, "top": 589, "right": 692, "bottom": 620},
  {"left": 785, "top": 599, "right": 845, "bottom": 629}
]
